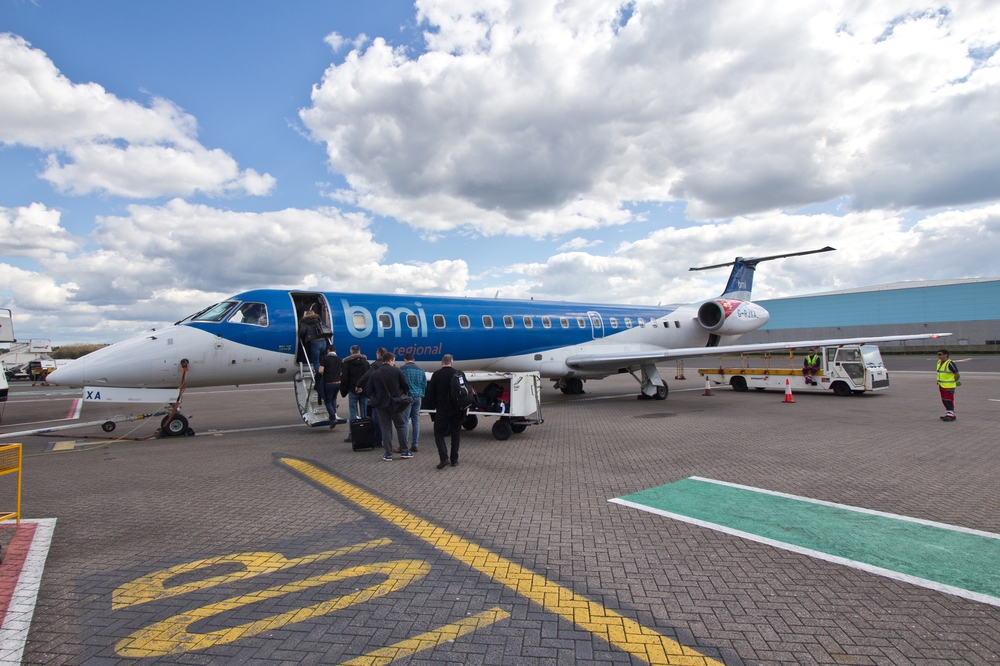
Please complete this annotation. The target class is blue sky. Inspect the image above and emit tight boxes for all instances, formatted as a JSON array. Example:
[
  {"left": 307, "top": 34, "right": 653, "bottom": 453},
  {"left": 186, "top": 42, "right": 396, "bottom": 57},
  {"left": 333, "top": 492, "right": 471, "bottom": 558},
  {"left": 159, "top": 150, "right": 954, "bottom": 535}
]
[{"left": 2, "top": 1, "right": 999, "bottom": 343}]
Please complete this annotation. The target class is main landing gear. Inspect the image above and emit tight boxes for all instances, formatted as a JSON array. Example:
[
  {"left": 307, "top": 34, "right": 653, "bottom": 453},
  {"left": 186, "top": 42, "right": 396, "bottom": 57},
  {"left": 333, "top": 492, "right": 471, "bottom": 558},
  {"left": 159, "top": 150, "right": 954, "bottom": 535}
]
[
  {"left": 631, "top": 364, "right": 668, "bottom": 401},
  {"left": 555, "top": 378, "right": 586, "bottom": 395}
]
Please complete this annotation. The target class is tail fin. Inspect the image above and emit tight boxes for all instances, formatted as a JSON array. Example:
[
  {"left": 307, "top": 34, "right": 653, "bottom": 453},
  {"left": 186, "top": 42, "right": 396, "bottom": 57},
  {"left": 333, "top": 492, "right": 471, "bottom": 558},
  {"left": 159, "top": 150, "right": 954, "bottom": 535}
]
[{"left": 689, "top": 247, "right": 835, "bottom": 301}]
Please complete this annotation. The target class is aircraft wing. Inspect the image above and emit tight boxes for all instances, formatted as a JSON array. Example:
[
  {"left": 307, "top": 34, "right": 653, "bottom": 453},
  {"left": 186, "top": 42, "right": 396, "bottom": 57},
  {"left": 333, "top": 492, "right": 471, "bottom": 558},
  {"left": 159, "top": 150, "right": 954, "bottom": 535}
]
[{"left": 564, "top": 332, "right": 951, "bottom": 372}]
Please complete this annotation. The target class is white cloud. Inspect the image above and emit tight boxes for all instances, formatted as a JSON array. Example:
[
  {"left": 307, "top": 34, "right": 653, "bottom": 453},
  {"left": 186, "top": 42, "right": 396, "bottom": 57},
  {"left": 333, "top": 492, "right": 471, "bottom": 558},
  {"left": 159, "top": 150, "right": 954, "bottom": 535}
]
[
  {"left": 324, "top": 32, "right": 346, "bottom": 51},
  {"left": 302, "top": 0, "right": 1000, "bottom": 235},
  {"left": 497, "top": 204, "right": 1000, "bottom": 304},
  {"left": 0, "top": 201, "right": 472, "bottom": 342},
  {"left": 0, "top": 203, "right": 80, "bottom": 259},
  {"left": 0, "top": 264, "right": 78, "bottom": 311},
  {"left": 0, "top": 33, "right": 275, "bottom": 198},
  {"left": 557, "top": 237, "right": 603, "bottom": 251}
]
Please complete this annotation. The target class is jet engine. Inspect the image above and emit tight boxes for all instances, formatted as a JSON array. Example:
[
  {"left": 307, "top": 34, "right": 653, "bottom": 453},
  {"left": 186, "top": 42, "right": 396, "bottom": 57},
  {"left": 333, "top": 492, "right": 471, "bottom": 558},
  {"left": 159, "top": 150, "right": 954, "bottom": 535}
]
[{"left": 696, "top": 299, "right": 769, "bottom": 335}]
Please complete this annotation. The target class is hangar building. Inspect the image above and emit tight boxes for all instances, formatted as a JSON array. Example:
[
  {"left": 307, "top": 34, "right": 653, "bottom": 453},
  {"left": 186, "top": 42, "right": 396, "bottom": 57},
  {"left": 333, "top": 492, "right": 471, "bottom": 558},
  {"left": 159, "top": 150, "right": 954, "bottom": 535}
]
[{"left": 740, "top": 278, "right": 1000, "bottom": 350}]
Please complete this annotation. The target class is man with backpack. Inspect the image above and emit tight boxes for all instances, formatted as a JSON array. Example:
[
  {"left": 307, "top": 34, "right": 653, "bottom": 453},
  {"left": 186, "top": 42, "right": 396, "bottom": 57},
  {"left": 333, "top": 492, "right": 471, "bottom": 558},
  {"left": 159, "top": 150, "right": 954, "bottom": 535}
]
[{"left": 425, "top": 354, "right": 473, "bottom": 469}]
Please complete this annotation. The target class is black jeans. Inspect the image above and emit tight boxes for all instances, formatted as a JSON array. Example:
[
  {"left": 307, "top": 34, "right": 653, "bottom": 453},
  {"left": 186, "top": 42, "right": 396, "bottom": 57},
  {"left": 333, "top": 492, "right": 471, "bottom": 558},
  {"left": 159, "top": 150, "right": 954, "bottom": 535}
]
[{"left": 434, "top": 414, "right": 462, "bottom": 464}]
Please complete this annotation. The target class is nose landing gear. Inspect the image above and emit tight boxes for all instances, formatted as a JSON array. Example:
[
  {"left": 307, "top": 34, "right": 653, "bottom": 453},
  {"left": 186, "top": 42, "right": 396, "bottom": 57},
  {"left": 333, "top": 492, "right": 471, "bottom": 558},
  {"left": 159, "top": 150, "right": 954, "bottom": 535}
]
[
  {"left": 158, "top": 359, "right": 195, "bottom": 437},
  {"left": 160, "top": 413, "right": 192, "bottom": 437}
]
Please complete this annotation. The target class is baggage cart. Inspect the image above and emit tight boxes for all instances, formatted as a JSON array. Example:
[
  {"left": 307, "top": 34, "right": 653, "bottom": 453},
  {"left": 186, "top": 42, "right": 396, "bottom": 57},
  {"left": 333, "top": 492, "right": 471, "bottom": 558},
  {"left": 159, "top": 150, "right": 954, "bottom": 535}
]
[{"left": 427, "top": 371, "right": 544, "bottom": 440}]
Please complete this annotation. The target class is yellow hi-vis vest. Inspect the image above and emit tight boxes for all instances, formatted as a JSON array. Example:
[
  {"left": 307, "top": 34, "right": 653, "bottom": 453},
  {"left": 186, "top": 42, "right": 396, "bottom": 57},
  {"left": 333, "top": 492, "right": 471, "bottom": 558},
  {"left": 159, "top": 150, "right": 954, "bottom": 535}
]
[
  {"left": 936, "top": 359, "right": 957, "bottom": 388},
  {"left": 805, "top": 354, "right": 820, "bottom": 366}
]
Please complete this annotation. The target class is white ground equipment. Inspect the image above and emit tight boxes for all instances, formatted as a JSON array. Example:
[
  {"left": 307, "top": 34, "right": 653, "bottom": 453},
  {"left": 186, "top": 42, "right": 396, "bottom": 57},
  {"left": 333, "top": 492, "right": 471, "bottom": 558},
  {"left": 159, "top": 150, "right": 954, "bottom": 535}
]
[
  {"left": 699, "top": 344, "right": 890, "bottom": 396},
  {"left": 441, "top": 371, "right": 544, "bottom": 440}
]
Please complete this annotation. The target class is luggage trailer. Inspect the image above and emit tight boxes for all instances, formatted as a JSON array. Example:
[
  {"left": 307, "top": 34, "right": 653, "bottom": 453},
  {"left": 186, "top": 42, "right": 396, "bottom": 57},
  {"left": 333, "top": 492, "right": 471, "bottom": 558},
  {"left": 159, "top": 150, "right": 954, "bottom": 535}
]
[
  {"left": 698, "top": 344, "right": 891, "bottom": 396},
  {"left": 429, "top": 371, "right": 544, "bottom": 440}
]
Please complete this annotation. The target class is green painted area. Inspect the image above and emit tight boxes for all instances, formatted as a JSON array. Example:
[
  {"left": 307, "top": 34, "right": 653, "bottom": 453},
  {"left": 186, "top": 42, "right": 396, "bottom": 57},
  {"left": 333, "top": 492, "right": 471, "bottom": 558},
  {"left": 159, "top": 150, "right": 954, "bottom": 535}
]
[{"left": 620, "top": 478, "right": 1000, "bottom": 599}]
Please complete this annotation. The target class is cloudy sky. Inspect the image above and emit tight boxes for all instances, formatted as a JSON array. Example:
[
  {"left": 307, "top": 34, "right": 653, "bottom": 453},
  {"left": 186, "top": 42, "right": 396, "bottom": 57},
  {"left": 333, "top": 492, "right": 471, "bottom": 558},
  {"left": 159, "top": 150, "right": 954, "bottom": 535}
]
[{"left": 2, "top": 0, "right": 998, "bottom": 344}]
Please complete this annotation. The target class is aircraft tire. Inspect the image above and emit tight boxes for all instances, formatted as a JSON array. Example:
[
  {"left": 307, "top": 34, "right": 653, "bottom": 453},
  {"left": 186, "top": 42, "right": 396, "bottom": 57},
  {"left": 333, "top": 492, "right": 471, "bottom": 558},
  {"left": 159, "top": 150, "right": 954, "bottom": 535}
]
[
  {"left": 492, "top": 419, "right": 512, "bottom": 440},
  {"left": 101, "top": 421, "right": 116, "bottom": 433},
  {"left": 463, "top": 414, "right": 479, "bottom": 430},
  {"left": 654, "top": 384, "right": 668, "bottom": 400},
  {"left": 161, "top": 413, "right": 189, "bottom": 437},
  {"left": 567, "top": 378, "right": 585, "bottom": 394}
]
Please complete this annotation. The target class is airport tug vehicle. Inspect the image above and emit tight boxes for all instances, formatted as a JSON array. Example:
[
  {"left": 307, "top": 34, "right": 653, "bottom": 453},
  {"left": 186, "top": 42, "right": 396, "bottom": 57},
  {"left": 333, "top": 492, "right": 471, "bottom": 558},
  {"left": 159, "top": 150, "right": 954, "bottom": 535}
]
[{"left": 699, "top": 344, "right": 890, "bottom": 396}]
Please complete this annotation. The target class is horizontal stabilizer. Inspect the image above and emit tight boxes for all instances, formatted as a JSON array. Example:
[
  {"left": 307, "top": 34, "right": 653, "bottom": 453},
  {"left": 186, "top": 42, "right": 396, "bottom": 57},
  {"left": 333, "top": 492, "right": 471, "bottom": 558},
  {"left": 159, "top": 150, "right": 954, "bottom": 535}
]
[
  {"left": 688, "top": 246, "right": 836, "bottom": 272},
  {"left": 689, "top": 246, "right": 836, "bottom": 300},
  {"left": 565, "top": 332, "right": 951, "bottom": 372}
]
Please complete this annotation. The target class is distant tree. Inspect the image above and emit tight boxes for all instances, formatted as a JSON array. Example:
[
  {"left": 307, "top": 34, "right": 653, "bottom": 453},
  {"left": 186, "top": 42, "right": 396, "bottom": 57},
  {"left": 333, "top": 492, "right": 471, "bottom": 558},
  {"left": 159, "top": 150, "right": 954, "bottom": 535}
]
[{"left": 51, "top": 344, "right": 109, "bottom": 360}]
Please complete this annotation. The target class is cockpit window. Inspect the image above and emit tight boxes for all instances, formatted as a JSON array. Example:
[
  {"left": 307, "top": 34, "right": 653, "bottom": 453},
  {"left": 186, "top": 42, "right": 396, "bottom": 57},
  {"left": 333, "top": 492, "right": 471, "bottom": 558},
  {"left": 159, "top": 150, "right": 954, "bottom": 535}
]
[
  {"left": 228, "top": 302, "right": 268, "bottom": 326},
  {"left": 192, "top": 301, "right": 238, "bottom": 322}
]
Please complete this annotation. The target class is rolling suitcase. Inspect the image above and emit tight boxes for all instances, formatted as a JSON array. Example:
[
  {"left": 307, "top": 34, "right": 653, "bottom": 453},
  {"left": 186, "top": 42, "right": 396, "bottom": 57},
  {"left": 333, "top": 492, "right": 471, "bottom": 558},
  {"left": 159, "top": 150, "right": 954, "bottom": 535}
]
[{"left": 350, "top": 417, "right": 376, "bottom": 451}]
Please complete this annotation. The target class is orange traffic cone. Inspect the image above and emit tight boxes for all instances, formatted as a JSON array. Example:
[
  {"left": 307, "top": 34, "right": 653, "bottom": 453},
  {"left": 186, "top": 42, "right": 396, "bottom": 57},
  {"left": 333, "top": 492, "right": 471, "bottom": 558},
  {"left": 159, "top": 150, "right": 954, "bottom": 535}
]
[
  {"left": 783, "top": 378, "right": 795, "bottom": 403},
  {"left": 703, "top": 377, "right": 714, "bottom": 396}
]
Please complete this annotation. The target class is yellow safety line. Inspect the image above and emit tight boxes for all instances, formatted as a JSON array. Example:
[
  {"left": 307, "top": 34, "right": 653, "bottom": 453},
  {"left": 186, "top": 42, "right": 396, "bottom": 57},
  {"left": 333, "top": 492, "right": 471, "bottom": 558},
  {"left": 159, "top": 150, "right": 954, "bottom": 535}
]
[
  {"left": 281, "top": 457, "right": 722, "bottom": 666},
  {"left": 340, "top": 607, "right": 510, "bottom": 666},
  {"left": 116, "top": 558, "right": 431, "bottom": 657},
  {"left": 113, "top": 537, "right": 392, "bottom": 609}
]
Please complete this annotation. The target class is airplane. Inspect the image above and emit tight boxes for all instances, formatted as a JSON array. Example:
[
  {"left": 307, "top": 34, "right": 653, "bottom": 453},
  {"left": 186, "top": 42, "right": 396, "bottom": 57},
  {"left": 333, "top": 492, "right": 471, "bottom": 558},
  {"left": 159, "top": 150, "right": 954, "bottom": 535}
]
[{"left": 47, "top": 247, "right": 948, "bottom": 435}]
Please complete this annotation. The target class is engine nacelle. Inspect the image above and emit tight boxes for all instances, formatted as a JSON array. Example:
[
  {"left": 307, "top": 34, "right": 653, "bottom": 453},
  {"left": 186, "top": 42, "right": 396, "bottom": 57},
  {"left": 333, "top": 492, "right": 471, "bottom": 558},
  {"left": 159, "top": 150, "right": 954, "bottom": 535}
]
[{"left": 696, "top": 299, "right": 769, "bottom": 335}]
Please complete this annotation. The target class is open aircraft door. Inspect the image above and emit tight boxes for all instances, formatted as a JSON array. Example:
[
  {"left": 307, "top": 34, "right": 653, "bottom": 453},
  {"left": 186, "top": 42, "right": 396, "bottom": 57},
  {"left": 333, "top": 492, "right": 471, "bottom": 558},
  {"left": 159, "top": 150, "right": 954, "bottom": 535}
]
[{"left": 290, "top": 292, "right": 337, "bottom": 427}]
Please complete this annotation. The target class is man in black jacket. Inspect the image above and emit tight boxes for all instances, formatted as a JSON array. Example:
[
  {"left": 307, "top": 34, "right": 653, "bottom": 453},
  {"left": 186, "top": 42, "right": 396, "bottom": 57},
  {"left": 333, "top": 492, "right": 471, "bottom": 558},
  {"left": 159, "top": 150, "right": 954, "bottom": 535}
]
[
  {"left": 340, "top": 346, "right": 370, "bottom": 442},
  {"left": 365, "top": 352, "right": 412, "bottom": 461},
  {"left": 425, "top": 354, "right": 466, "bottom": 469},
  {"left": 318, "top": 348, "right": 342, "bottom": 429}
]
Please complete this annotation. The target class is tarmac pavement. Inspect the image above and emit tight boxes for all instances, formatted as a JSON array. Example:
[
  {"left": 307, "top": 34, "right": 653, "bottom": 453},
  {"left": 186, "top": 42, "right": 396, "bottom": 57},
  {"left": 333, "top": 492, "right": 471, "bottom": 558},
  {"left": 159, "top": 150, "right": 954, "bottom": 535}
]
[{"left": 0, "top": 360, "right": 997, "bottom": 664}]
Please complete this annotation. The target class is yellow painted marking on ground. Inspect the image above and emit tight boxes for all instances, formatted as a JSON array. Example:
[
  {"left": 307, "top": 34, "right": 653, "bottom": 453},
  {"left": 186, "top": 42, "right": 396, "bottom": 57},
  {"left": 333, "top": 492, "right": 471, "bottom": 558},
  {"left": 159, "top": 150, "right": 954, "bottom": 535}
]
[
  {"left": 340, "top": 607, "right": 510, "bottom": 666},
  {"left": 113, "top": 537, "right": 391, "bottom": 608},
  {"left": 281, "top": 457, "right": 722, "bottom": 666},
  {"left": 116, "top": 558, "right": 430, "bottom": 658},
  {"left": 50, "top": 441, "right": 77, "bottom": 451}
]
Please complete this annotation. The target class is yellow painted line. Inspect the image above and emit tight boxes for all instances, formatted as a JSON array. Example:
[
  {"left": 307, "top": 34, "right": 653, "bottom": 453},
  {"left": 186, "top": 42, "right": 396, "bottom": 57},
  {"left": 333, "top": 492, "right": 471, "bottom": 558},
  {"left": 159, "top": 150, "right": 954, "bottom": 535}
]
[
  {"left": 340, "top": 607, "right": 510, "bottom": 666},
  {"left": 116, "top": 558, "right": 431, "bottom": 657},
  {"left": 281, "top": 457, "right": 722, "bottom": 666},
  {"left": 113, "top": 537, "right": 391, "bottom": 609}
]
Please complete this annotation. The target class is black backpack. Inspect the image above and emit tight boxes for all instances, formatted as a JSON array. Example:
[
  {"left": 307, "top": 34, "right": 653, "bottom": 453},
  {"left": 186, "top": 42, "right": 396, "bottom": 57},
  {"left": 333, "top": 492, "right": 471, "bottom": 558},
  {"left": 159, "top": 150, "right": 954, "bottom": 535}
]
[{"left": 451, "top": 370, "right": 476, "bottom": 410}]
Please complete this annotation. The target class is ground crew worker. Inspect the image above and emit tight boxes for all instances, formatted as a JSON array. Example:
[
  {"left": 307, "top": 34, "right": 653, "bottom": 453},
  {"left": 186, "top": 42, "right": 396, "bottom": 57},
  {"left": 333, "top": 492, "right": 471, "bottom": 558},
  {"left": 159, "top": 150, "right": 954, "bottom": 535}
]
[
  {"left": 802, "top": 348, "right": 821, "bottom": 386},
  {"left": 936, "top": 349, "right": 960, "bottom": 421}
]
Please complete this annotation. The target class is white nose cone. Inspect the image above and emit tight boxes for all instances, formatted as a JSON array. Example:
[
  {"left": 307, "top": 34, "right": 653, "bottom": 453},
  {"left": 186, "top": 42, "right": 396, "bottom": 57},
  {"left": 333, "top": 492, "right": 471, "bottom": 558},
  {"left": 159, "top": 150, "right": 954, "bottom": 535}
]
[
  {"left": 46, "top": 357, "right": 87, "bottom": 387},
  {"left": 47, "top": 327, "right": 191, "bottom": 388}
]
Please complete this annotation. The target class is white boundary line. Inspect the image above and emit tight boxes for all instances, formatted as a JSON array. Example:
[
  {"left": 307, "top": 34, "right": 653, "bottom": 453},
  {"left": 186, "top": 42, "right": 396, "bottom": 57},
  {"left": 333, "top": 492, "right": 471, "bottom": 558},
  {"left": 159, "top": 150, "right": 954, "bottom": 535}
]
[
  {"left": 0, "top": 518, "right": 56, "bottom": 665},
  {"left": 612, "top": 476, "right": 1000, "bottom": 606},
  {"left": 688, "top": 476, "right": 1000, "bottom": 540},
  {"left": 608, "top": 498, "right": 1000, "bottom": 607}
]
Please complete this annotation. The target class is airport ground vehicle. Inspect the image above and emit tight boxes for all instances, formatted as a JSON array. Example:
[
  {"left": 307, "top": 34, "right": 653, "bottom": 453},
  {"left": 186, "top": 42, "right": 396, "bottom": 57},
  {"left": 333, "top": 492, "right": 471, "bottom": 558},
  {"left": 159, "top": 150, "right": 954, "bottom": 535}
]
[
  {"left": 699, "top": 344, "right": 890, "bottom": 396},
  {"left": 1, "top": 339, "right": 53, "bottom": 381},
  {"left": 452, "top": 371, "right": 544, "bottom": 440}
]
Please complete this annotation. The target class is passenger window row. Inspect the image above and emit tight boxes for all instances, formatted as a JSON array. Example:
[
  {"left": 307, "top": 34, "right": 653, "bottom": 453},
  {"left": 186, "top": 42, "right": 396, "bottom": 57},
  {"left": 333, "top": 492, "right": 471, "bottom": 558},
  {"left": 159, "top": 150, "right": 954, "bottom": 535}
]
[{"left": 370, "top": 313, "right": 676, "bottom": 330}]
